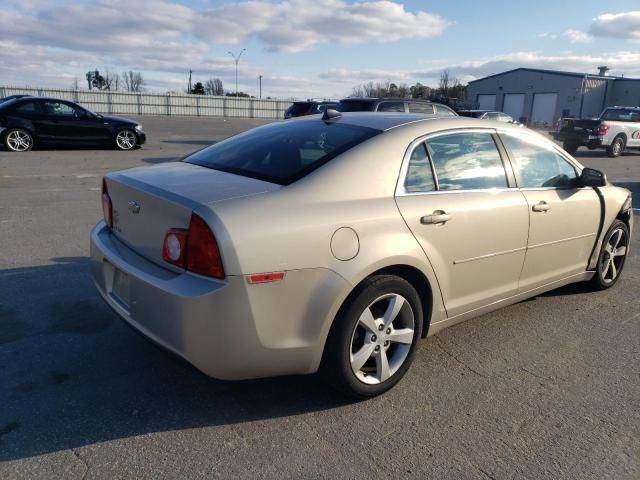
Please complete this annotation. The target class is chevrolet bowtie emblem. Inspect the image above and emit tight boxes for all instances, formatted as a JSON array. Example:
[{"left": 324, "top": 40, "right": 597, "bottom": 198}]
[{"left": 127, "top": 201, "right": 141, "bottom": 214}]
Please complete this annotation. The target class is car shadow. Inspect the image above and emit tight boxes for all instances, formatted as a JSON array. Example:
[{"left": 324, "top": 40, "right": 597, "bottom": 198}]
[{"left": 0, "top": 257, "right": 352, "bottom": 461}]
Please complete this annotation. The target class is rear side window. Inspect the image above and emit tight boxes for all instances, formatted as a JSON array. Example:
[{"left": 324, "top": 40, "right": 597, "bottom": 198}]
[
  {"left": 434, "top": 105, "right": 457, "bottom": 117},
  {"left": 426, "top": 132, "right": 507, "bottom": 190},
  {"left": 501, "top": 133, "right": 577, "bottom": 188},
  {"left": 602, "top": 108, "right": 640, "bottom": 122},
  {"left": 408, "top": 103, "right": 434, "bottom": 114},
  {"left": 14, "top": 100, "right": 39, "bottom": 113},
  {"left": 337, "top": 101, "right": 375, "bottom": 112},
  {"left": 404, "top": 143, "right": 435, "bottom": 192},
  {"left": 287, "top": 103, "right": 313, "bottom": 115},
  {"left": 185, "top": 121, "right": 381, "bottom": 185},
  {"left": 377, "top": 102, "right": 405, "bottom": 112}
]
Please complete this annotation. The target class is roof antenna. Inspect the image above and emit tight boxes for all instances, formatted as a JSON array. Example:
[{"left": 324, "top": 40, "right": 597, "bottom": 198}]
[{"left": 322, "top": 108, "right": 342, "bottom": 122}]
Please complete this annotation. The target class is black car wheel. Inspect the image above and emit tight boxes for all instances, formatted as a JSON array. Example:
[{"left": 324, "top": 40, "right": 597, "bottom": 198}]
[
  {"left": 4, "top": 128, "right": 33, "bottom": 152},
  {"left": 562, "top": 141, "right": 578, "bottom": 155},
  {"left": 607, "top": 136, "right": 626, "bottom": 158},
  {"left": 321, "top": 275, "right": 423, "bottom": 398},
  {"left": 115, "top": 129, "right": 138, "bottom": 151}
]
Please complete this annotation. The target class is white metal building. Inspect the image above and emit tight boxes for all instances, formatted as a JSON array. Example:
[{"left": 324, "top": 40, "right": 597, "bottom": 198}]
[{"left": 465, "top": 68, "right": 640, "bottom": 127}]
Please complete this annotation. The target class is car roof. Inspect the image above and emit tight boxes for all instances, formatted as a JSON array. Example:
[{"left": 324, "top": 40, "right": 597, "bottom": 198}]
[
  {"left": 340, "top": 97, "right": 435, "bottom": 103},
  {"left": 289, "top": 111, "right": 523, "bottom": 132}
]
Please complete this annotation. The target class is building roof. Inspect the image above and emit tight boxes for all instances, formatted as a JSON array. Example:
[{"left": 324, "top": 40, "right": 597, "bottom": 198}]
[{"left": 468, "top": 67, "right": 638, "bottom": 84}]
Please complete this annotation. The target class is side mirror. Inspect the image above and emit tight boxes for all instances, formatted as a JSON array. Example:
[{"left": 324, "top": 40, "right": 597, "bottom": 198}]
[{"left": 580, "top": 167, "right": 607, "bottom": 187}]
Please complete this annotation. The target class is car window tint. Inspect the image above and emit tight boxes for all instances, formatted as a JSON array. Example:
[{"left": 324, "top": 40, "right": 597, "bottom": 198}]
[
  {"left": 404, "top": 143, "right": 435, "bottom": 193},
  {"left": 43, "top": 101, "right": 77, "bottom": 116},
  {"left": 435, "top": 105, "right": 457, "bottom": 117},
  {"left": 185, "top": 121, "right": 381, "bottom": 185},
  {"left": 499, "top": 115, "right": 513, "bottom": 122},
  {"left": 337, "top": 101, "right": 375, "bottom": 112},
  {"left": 14, "top": 100, "right": 38, "bottom": 113},
  {"left": 426, "top": 132, "right": 507, "bottom": 190},
  {"left": 408, "top": 103, "right": 434, "bottom": 114},
  {"left": 501, "top": 133, "right": 577, "bottom": 188},
  {"left": 377, "top": 102, "right": 405, "bottom": 112}
]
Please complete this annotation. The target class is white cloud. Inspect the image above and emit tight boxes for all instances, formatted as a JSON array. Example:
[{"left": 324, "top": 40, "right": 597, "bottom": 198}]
[
  {"left": 562, "top": 29, "right": 592, "bottom": 44},
  {"left": 537, "top": 32, "right": 558, "bottom": 40},
  {"left": 590, "top": 11, "right": 640, "bottom": 40}
]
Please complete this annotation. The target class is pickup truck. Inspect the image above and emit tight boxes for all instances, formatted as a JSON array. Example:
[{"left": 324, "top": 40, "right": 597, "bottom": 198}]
[{"left": 552, "top": 106, "right": 640, "bottom": 157}]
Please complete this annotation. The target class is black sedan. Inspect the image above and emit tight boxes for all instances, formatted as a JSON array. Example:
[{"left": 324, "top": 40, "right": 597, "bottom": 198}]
[{"left": 0, "top": 97, "right": 146, "bottom": 152}]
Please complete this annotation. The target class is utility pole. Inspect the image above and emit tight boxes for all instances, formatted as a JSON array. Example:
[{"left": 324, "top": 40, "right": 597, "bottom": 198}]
[
  {"left": 258, "top": 75, "right": 263, "bottom": 99},
  {"left": 227, "top": 49, "right": 246, "bottom": 96},
  {"left": 188, "top": 70, "right": 192, "bottom": 94}
]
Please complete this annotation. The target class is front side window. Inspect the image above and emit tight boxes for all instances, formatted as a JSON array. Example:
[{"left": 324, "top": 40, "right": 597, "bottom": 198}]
[
  {"left": 185, "top": 121, "right": 381, "bottom": 185},
  {"left": 43, "top": 101, "right": 80, "bottom": 117},
  {"left": 425, "top": 132, "right": 508, "bottom": 190},
  {"left": 408, "top": 103, "right": 434, "bottom": 114},
  {"left": 377, "top": 102, "right": 405, "bottom": 112},
  {"left": 404, "top": 143, "right": 435, "bottom": 193},
  {"left": 501, "top": 133, "right": 577, "bottom": 188}
]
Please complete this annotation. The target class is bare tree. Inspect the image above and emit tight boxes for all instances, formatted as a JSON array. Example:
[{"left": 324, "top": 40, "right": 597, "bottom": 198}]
[
  {"left": 103, "top": 69, "right": 118, "bottom": 90},
  {"left": 121, "top": 71, "right": 146, "bottom": 92},
  {"left": 205, "top": 78, "right": 224, "bottom": 96},
  {"left": 71, "top": 77, "right": 79, "bottom": 90},
  {"left": 350, "top": 80, "right": 410, "bottom": 98},
  {"left": 439, "top": 70, "right": 451, "bottom": 96}
]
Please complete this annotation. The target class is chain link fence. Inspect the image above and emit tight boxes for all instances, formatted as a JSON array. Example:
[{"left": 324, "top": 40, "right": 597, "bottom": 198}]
[{"left": 0, "top": 86, "right": 294, "bottom": 119}]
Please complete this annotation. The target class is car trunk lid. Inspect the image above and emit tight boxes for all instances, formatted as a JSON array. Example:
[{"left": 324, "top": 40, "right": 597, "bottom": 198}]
[{"left": 105, "top": 162, "right": 279, "bottom": 267}]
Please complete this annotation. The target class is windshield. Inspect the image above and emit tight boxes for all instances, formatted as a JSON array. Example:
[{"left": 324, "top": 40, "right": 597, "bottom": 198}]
[
  {"left": 337, "top": 101, "right": 375, "bottom": 112},
  {"left": 184, "top": 121, "right": 381, "bottom": 185}
]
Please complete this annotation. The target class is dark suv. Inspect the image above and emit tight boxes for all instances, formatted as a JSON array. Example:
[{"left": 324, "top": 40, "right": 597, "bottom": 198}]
[
  {"left": 337, "top": 98, "right": 458, "bottom": 116},
  {"left": 284, "top": 101, "right": 339, "bottom": 119}
]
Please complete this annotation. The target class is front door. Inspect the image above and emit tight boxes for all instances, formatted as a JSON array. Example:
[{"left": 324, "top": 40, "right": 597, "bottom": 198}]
[
  {"left": 499, "top": 131, "right": 601, "bottom": 291},
  {"left": 396, "top": 130, "right": 529, "bottom": 317},
  {"left": 39, "top": 100, "right": 107, "bottom": 143}
]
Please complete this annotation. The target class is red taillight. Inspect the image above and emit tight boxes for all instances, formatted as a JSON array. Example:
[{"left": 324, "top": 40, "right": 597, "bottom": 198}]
[
  {"left": 101, "top": 178, "right": 113, "bottom": 229},
  {"left": 162, "top": 214, "right": 225, "bottom": 279},
  {"left": 598, "top": 125, "right": 609, "bottom": 136}
]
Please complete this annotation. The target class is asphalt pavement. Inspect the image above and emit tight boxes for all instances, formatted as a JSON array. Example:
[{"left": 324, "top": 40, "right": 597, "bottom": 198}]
[{"left": 0, "top": 116, "right": 638, "bottom": 479}]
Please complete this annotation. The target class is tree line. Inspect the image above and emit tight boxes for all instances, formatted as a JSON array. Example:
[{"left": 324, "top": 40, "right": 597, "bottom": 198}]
[{"left": 350, "top": 70, "right": 466, "bottom": 103}]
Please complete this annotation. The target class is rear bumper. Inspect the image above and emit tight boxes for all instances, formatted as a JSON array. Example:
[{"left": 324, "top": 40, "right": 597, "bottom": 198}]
[
  {"left": 552, "top": 131, "right": 603, "bottom": 148},
  {"left": 90, "top": 222, "right": 348, "bottom": 380}
]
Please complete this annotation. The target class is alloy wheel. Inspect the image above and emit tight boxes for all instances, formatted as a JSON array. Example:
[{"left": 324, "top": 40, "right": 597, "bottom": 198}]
[
  {"left": 600, "top": 227, "right": 628, "bottom": 284},
  {"left": 6, "top": 130, "right": 32, "bottom": 152},
  {"left": 116, "top": 130, "right": 136, "bottom": 150},
  {"left": 349, "top": 293, "right": 415, "bottom": 385}
]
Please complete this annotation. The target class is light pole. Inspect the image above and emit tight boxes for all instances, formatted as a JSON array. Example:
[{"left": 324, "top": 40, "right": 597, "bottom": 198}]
[
  {"left": 258, "top": 75, "right": 263, "bottom": 99},
  {"left": 227, "top": 48, "right": 246, "bottom": 97}
]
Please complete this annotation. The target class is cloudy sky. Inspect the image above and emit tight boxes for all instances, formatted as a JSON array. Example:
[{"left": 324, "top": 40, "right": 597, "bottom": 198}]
[{"left": 1, "top": 0, "right": 640, "bottom": 98}]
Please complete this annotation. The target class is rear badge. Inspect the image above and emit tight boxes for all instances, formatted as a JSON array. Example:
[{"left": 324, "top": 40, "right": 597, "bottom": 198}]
[{"left": 127, "top": 201, "right": 141, "bottom": 214}]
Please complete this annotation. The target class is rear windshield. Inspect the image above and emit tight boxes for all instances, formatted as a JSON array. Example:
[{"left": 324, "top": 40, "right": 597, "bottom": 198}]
[
  {"left": 184, "top": 121, "right": 381, "bottom": 185},
  {"left": 287, "top": 103, "right": 313, "bottom": 115},
  {"left": 337, "top": 101, "right": 375, "bottom": 112}
]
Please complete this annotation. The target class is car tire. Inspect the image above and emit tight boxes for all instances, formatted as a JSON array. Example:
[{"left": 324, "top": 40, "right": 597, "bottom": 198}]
[
  {"left": 606, "top": 136, "right": 625, "bottom": 158},
  {"left": 320, "top": 275, "right": 423, "bottom": 398},
  {"left": 114, "top": 129, "right": 138, "bottom": 151},
  {"left": 589, "top": 219, "right": 630, "bottom": 290},
  {"left": 562, "top": 142, "right": 578, "bottom": 155},
  {"left": 3, "top": 128, "right": 34, "bottom": 152}
]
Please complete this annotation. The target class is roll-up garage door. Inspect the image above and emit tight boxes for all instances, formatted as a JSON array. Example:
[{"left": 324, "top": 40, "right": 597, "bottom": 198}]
[
  {"left": 531, "top": 93, "right": 558, "bottom": 125},
  {"left": 502, "top": 94, "right": 525, "bottom": 120},
  {"left": 477, "top": 94, "right": 496, "bottom": 110}
]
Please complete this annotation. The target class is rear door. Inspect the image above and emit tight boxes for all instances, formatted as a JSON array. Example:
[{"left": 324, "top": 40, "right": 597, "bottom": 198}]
[
  {"left": 395, "top": 129, "right": 529, "bottom": 317},
  {"left": 499, "top": 130, "right": 601, "bottom": 290}
]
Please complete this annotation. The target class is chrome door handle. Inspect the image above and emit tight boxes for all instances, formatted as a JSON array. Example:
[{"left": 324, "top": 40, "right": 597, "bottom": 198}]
[
  {"left": 532, "top": 201, "right": 550, "bottom": 212},
  {"left": 421, "top": 210, "right": 452, "bottom": 225}
]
